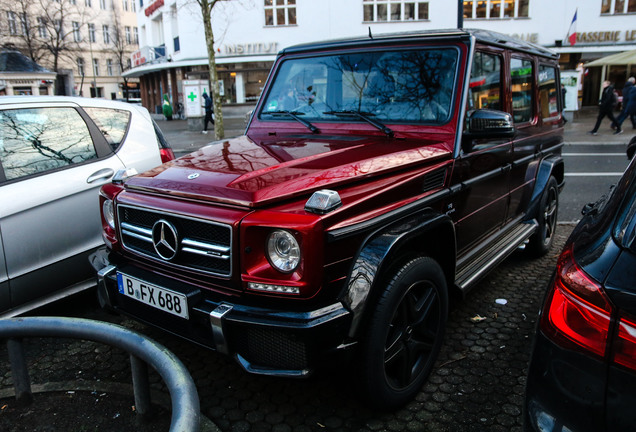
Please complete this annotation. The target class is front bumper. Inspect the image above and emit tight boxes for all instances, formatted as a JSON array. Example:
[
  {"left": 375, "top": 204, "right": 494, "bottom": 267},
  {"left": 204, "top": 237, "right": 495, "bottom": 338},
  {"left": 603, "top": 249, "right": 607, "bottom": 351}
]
[{"left": 92, "top": 248, "right": 353, "bottom": 377}]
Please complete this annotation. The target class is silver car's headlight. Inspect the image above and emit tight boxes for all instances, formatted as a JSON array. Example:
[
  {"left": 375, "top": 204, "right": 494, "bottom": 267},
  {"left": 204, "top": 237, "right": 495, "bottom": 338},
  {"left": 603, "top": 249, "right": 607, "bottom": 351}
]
[
  {"left": 102, "top": 199, "right": 115, "bottom": 229},
  {"left": 266, "top": 230, "right": 300, "bottom": 273}
]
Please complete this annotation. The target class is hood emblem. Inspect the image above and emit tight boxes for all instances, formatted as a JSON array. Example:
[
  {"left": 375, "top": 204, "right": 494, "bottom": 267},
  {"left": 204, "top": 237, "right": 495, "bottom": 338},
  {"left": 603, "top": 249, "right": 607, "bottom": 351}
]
[
  {"left": 187, "top": 173, "right": 200, "bottom": 180},
  {"left": 152, "top": 220, "right": 179, "bottom": 261}
]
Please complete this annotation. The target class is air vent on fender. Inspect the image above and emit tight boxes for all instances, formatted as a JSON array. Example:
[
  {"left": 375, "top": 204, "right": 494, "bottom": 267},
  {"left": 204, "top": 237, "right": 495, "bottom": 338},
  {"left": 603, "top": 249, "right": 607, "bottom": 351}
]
[{"left": 422, "top": 169, "right": 447, "bottom": 193}]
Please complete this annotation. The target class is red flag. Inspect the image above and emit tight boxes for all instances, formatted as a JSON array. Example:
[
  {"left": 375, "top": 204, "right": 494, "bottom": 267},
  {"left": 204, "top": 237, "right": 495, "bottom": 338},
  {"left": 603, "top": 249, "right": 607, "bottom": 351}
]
[{"left": 567, "top": 9, "right": 578, "bottom": 45}]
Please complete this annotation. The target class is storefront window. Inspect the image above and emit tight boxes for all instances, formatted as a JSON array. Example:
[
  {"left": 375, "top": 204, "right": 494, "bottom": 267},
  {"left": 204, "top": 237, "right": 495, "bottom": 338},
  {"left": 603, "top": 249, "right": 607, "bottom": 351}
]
[
  {"left": 490, "top": 0, "right": 501, "bottom": 18},
  {"left": 616, "top": 0, "right": 626, "bottom": 13}
]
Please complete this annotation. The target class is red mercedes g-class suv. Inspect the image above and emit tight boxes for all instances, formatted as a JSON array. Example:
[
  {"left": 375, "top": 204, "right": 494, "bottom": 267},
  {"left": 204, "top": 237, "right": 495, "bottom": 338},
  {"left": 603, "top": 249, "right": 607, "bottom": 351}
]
[{"left": 93, "top": 29, "right": 564, "bottom": 407}]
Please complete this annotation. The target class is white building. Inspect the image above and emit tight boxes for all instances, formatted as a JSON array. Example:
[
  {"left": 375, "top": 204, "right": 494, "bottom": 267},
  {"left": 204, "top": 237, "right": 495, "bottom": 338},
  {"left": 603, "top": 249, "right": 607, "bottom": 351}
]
[{"left": 125, "top": 0, "right": 636, "bottom": 112}]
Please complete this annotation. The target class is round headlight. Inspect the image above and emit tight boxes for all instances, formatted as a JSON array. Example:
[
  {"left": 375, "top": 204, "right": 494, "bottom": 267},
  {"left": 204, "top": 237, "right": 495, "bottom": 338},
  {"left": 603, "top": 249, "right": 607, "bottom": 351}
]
[
  {"left": 266, "top": 230, "right": 300, "bottom": 273},
  {"left": 102, "top": 199, "right": 115, "bottom": 229}
]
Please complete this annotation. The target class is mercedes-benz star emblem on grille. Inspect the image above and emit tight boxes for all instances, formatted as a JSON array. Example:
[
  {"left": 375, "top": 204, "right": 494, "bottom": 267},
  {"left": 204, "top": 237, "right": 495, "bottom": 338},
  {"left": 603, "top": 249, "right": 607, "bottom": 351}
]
[
  {"left": 152, "top": 220, "right": 179, "bottom": 261},
  {"left": 187, "top": 173, "right": 200, "bottom": 180}
]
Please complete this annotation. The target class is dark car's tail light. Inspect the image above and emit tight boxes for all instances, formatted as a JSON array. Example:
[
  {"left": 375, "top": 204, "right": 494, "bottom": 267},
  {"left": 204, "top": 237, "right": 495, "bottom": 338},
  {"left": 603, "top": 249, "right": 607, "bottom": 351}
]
[
  {"left": 612, "top": 314, "right": 636, "bottom": 370},
  {"left": 540, "top": 245, "right": 614, "bottom": 358},
  {"left": 160, "top": 147, "right": 176, "bottom": 163}
]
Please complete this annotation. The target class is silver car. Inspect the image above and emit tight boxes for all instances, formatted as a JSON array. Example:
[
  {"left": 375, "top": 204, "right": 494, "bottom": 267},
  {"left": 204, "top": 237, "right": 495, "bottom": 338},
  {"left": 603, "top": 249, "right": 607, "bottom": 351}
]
[{"left": 0, "top": 96, "right": 174, "bottom": 316}]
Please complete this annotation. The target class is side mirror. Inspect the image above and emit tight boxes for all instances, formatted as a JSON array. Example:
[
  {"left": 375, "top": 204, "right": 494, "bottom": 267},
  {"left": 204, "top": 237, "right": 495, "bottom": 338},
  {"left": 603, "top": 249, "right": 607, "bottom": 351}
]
[{"left": 464, "top": 109, "right": 515, "bottom": 139}]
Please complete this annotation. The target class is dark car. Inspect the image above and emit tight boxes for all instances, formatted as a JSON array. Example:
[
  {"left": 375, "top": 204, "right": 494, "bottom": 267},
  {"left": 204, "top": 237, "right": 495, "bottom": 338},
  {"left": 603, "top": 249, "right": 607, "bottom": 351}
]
[
  {"left": 525, "top": 149, "right": 636, "bottom": 431},
  {"left": 93, "top": 29, "right": 565, "bottom": 408}
]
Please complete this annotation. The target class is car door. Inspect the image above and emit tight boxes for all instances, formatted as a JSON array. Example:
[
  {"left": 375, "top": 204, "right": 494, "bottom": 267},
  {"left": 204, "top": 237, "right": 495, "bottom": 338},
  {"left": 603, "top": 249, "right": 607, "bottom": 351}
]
[
  {"left": 0, "top": 103, "right": 125, "bottom": 310},
  {"left": 450, "top": 49, "right": 512, "bottom": 254}
]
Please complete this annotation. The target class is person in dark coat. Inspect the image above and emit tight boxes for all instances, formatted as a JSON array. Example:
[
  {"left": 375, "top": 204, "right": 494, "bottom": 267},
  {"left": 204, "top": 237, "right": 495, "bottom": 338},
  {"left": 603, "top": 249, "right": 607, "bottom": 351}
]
[
  {"left": 202, "top": 92, "right": 214, "bottom": 134},
  {"left": 588, "top": 80, "right": 619, "bottom": 135},
  {"left": 615, "top": 77, "right": 636, "bottom": 134}
]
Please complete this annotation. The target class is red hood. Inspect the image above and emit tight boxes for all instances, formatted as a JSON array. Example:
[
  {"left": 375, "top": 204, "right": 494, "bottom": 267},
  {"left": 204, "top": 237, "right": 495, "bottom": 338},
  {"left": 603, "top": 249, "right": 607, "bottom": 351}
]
[{"left": 124, "top": 135, "right": 452, "bottom": 207}]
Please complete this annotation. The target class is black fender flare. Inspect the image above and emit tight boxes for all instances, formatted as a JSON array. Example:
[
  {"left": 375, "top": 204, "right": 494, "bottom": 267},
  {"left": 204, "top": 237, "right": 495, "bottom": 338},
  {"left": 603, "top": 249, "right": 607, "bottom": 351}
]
[
  {"left": 340, "top": 209, "right": 455, "bottom": 338},
  {"left": 526, "top": 155, "right": 564, "bottom": 221}
]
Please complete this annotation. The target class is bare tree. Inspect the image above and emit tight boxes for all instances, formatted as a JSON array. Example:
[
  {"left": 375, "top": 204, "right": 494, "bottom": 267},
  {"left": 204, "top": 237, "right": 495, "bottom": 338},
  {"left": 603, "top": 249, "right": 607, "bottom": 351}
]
[
  {"left": 195, "top": 0, "right": 225, "bottom": 140},
  {"left": 0, "top": 0, "right": 47, "bottom": 64},
  {"left": 109, "top": 4, "right": 135, "bottom": 101}
]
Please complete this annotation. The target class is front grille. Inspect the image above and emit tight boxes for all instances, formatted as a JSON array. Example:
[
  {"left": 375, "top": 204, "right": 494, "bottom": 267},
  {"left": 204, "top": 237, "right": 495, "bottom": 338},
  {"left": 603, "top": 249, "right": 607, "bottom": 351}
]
[{"left": 117, "top": 205, "right": 232, "bottom": 277}]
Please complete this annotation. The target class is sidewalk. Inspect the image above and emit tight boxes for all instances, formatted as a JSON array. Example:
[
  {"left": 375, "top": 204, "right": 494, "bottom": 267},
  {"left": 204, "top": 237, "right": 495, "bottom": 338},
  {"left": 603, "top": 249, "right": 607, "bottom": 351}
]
[{"left": 154, "top": 105, "right": 634, "bottom": 158}]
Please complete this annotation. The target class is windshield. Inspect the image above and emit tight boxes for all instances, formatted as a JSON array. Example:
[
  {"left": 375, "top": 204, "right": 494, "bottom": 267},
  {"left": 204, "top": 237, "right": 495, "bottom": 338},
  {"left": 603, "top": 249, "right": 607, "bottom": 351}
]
[{"left": 259, "top": 47, "right": 459, "bottom": 125}]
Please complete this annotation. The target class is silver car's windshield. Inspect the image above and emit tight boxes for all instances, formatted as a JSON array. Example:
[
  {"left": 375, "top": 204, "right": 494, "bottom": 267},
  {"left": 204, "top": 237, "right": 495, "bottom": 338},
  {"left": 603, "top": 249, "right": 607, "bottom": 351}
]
[{"left": 260, "top": 47, "right": 459, "bottom": 124}]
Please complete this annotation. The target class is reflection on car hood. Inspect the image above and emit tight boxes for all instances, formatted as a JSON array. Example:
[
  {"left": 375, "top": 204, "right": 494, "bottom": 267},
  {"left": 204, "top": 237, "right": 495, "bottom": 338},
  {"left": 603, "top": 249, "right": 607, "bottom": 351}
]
[{"left": 124, "top": 134, "right": 451, "bottom": 207}]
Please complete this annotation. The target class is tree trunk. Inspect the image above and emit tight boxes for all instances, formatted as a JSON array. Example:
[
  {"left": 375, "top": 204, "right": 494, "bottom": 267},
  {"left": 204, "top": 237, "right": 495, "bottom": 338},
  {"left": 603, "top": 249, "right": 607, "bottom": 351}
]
[{"left": 200, "top": 1, "right": 224, "bottom": 140}]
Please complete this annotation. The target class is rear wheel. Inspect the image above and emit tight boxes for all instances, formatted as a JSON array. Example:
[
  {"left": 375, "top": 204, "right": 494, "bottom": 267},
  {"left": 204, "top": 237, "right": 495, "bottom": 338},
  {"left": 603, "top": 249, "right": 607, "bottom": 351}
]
[
  {"left": 357, "top": 257, "right": 448, "bottom": 409},
  {"left": 527, "top": 176, "right": 559, "bottom": 257}
]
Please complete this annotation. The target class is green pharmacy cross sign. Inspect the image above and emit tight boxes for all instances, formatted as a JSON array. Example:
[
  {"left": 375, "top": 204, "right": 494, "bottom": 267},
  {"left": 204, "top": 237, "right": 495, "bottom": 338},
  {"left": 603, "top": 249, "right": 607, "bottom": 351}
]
[{"left": 187, "top": 91, "right": 198, "bottom": 102}]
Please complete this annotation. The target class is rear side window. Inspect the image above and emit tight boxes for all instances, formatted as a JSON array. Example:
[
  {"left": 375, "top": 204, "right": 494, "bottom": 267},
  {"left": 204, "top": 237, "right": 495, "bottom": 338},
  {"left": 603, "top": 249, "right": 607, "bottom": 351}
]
[
  {"left": 539, "top": 65, "right": 560, "bottom": 119},
  {"left": 0, "top": 107, "right": 97, "bottom": 181},
  {"left": 468, "top": 51, "right": 502, "bottom": 111},
  {"left": 511, "top": 57, "right": 533, "bottom": 123},
  {"left": 83, "top": 107, "right": 131, "bottom": 151}
]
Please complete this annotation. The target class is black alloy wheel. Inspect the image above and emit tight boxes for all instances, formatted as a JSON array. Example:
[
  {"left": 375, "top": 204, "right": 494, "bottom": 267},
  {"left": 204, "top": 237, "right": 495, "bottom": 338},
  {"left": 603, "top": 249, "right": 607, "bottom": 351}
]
[
  {"left": 358, "top": 256, "right": 448, "bottom": 409},
  {"left": 527, "top": 176, "right": 559, "bottom": 257}
]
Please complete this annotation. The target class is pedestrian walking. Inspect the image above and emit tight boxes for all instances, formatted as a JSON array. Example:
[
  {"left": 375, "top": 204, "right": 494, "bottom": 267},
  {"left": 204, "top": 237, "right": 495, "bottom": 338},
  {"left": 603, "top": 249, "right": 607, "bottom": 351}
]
[
  {"left": 588, "top": 80, "right": 619, "bottom": 135},
  {"left": 615, "top": 77, "right": 636, "bottom": 134},
  {"left": 162, "top": 94, "right": 173, "bottom": 121},
  {"left": 202, "top": 92, "right": 214, "bottom": 134}
]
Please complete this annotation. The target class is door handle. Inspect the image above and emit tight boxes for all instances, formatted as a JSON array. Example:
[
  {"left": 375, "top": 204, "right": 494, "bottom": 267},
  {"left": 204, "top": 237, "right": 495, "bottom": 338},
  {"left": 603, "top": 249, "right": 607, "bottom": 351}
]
[{"left": 86, "top": 168, "right": 115, "bottom": 184}]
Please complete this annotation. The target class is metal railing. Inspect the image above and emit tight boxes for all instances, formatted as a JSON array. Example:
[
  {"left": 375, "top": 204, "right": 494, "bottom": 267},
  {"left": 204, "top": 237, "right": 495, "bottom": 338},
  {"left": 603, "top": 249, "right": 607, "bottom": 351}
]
[{"left": 0, "top": 316, "right": 200, "bottom": 432}]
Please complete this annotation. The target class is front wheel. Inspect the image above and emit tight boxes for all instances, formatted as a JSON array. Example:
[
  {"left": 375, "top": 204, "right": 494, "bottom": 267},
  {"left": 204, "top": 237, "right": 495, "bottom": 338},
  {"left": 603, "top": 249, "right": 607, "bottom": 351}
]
[
  {"left": 527, "top": 176, "right": 559, "bottom": 257},
  {"left": 357, "top": 257, "right": 448, "bottom": 409}
]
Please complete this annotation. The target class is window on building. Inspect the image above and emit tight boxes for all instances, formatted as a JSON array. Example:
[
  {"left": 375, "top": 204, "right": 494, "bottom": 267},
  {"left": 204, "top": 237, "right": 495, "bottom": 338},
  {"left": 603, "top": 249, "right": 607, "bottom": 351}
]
[
  {"left": 70, "top": 0, "right": 76, "bottom": 4},
  {"left": 133, "top": 26, "right": 138, "bottom": 43},
  {"left": 18, "top": 12, "right": 27, "bottom": 35},
  {"left": 88, "top": 23, "right": 96, "bottom": 42},
  {"left": 539, "top": 64, "right": 559, "bottom": 119},
  {"left": 37, "top": 17, "right": 47, "bottom": 38},
  {"left": 122, "top": 0, "right": 128, "bottom": 10},
  {"left": 511, "top": 57, "right": 533, "bottom": 123},
  {"left": 131, "top": 0, "right": 135, "bottom": 11},
  {"left": 125, "top": 26, "right": 131, "bottom": 43},
  {"left": 107, "top": 59, "right": 113, "bottom": 76},
  {"left": 93, "top": 58, "right": 99, "bottom": 76},
  {"left": 264, "top": 0, "right": 296, "bottom": 26},
  {"left": 54, "top": 19, "right": 63, "bottom": 34},
  {"left": 463, "top": 0, "right": 529, "bottom": 18},
  {"left": 85, "top": 0, "right": 92, "bottom": 6},
  {"left": 468, "top": 51, "right": 502, "bottom": 111},
  {"left": 126, "top": 58, "right": 131, "bottom": 69},
  {"left": 103, "top": 24, "right": 110, "bottom": 43},
  {"left": 602, "top": 0, "right": 636, "bottom": 13},
  {"left": 77, "top": 57, "right": 85, "bottom": 76},
  {"left": 7, "top": 11, "right": 17, "bottom": 35},
  {"left": 73, "top": 21, "right": 81, "bottom": 41},
  {"left": 363, "top": 0, "right": 429, "bottom": 21},
  {"left": 100, "top": 0, "right": 107, "bottom": 9}
]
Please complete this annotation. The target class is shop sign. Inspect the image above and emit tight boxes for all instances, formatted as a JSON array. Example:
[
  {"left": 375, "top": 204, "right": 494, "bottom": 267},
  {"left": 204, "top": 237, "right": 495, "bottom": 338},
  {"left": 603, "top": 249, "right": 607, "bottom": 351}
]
[
  {"left": 132, "top": 49, "right": 148, "bottom": 67},
  {"left": 144, "top": 0, "right": 164, "bottom": 17},
  {"left": 510, "top": 33, "right": 539, "bottom": 43},
  {"left": 223, "top": 43, "right": 279, "bottom": 56},
  {"left": 575, "top": 29, "right": 636, "bottom": 43}
]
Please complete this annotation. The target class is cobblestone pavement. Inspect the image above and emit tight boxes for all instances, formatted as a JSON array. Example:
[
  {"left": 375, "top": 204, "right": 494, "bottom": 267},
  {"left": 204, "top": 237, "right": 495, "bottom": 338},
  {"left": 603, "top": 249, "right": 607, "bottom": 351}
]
[{"left": 0, "top": 224, "right": 574, "bottom": 432}]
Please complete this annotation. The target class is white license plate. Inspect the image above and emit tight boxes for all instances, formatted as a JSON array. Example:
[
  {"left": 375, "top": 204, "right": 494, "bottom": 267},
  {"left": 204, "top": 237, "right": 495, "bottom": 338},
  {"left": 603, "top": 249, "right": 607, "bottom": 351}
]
[{"left": 117, "top": 273, "right": 189, "bottom": 319}]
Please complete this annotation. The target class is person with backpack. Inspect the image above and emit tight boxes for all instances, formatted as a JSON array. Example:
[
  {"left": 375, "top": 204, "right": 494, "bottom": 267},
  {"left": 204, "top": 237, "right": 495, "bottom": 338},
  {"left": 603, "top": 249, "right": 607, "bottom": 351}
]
[
  {"left": 615, "top": 77, "right": 636, "bottom": 135},
  {"left": 588, "top": 80, "right": 620, "bottom": 135},
  {"left": 202, "top": 92, "right": 214, "bottom": 134}
]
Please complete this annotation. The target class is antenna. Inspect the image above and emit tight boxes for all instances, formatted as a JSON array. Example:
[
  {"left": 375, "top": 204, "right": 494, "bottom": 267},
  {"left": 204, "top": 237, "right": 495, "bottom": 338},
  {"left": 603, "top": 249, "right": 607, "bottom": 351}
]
[{"left": 368, "top": 27, "right": 373, "bottom": 39}]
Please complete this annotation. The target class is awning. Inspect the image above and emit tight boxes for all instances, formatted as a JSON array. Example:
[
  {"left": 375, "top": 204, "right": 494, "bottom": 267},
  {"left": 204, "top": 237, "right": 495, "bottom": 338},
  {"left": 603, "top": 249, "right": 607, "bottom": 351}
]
[
  {"left": 122, "top": 54, "right": 277, "bottom": 78},
  {"left": 584, "top": 49, "right": 636, "bottom": 67}
]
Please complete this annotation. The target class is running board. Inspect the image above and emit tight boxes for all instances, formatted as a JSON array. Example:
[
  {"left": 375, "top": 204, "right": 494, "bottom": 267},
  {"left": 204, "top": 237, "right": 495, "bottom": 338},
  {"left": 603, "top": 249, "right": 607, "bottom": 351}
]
[{"left": 455, "top": 221, "right": 538, "bottom": 292}]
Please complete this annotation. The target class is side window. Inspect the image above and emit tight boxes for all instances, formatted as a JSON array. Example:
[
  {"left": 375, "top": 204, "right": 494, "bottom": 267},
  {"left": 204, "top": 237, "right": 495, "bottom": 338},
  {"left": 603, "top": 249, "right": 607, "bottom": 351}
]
[
  {"left": 468, "top": 51, "right": 502, "bottom": 111},
  {"left": 83, "top": 107, "right": 131, "bottom": 151},
  {"left": 511, "top": 57, "right": 533, "bottom": 123},
  {"left": 539, "top": 65, "right": 560, "bottom": 119},
  {"left": 0, "top": 107, "right": 97, "bottom": 181}
]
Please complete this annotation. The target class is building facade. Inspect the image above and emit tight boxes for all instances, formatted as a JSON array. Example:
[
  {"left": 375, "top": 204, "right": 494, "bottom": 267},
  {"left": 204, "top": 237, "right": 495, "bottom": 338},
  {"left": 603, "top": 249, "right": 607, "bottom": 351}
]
[
  {"left": 0, "top": 0, "right": 140, "bottom": 99},
  {"left": 127, "top": 0, "right": 636, "bottom": 112}
]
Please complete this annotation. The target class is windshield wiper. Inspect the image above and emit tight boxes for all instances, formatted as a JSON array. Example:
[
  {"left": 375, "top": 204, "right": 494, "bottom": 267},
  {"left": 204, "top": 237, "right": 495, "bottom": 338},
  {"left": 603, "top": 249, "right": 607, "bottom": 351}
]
[
  {"left": 262, "top": 110, "right": 320, "bottom": 134},
  {"left": 323, "top": 110, "right": 394, "bottom": 138}
]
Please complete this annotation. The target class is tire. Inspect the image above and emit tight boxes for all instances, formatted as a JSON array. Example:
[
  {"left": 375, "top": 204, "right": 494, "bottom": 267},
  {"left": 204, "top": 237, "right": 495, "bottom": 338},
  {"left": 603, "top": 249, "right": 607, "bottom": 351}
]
[
  {"left": 357, "top": 256, "right": 448, "bottom": 409},
  {"left": 527, "top": 175, "right": 559, "bottom": 257}
]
